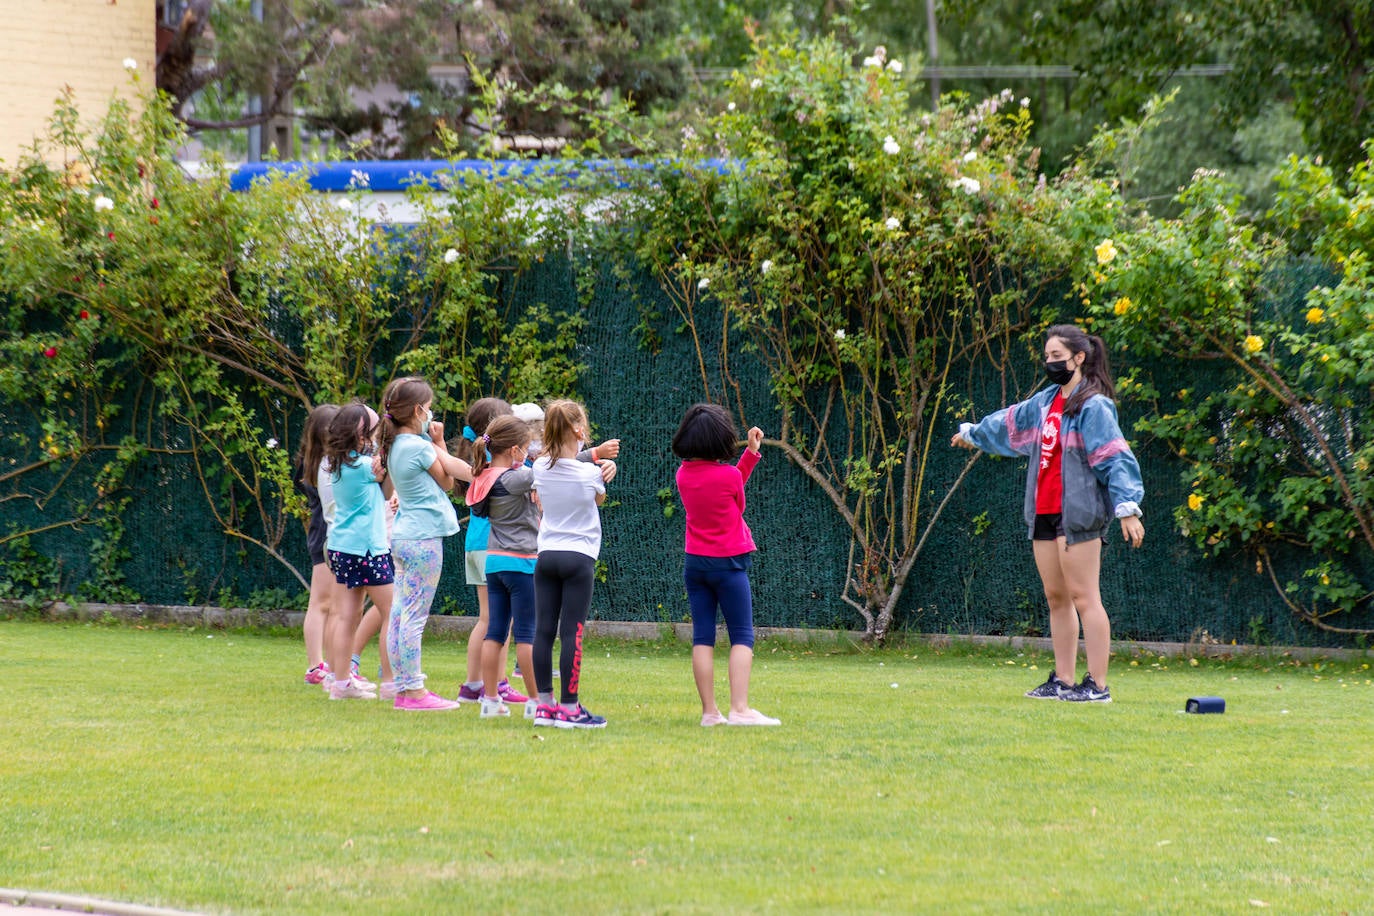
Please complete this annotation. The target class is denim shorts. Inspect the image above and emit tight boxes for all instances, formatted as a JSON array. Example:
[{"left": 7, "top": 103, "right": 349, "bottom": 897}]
[{"left": 328, "top": 550, "right": 395, "bottom": 588}]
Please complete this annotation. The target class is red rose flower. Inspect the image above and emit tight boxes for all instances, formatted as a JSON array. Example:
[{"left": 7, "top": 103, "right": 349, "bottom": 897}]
[
  {"left": 43, "top": 346, "right": 57, "bottom": 358},
  {"left": 79, "top": 310, "right": 90, "bottom": 320}
]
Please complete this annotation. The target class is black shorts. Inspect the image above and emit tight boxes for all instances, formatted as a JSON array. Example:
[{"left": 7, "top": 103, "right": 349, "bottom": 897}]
[
  {"left": 328, "top": 550, "right": 395, "bottom": 588},
  {"left": 1032, "top": 513, "right": 1065, "bottom": 541}
]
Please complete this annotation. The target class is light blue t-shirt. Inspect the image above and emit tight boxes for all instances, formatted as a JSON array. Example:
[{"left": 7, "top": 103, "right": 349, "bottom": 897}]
[
  {"left": 389, "top": 433, "right": 460, "bottom": 542},
  {"left": 327, "top": 453, "right": 389, "bottom": 556}
]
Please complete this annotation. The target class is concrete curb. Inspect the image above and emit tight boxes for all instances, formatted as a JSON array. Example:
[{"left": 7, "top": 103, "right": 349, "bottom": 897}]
[
  {"left": 0, "top": 889, "right": 203, "bottom": 916},
  {"left": 6, "top": 599, "right": 1371, "bottom": 662}
]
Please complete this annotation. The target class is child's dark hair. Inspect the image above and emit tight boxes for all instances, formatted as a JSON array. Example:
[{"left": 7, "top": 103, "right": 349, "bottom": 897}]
[
  {"left": 378, "top": 375, "right": 434, "bottom": 468},
  {"left": 299, "top": 402, "right": 339, "bottom": 486},
  {"left": 323, "top": 399, "right": 375, "bottom": 479},
  {"left": 541, "top": 400, "right": 587, "bottom": 467},
  {"left": 452, "top": 396, "right": 513, "bottom": 464},
  {"left": 469, "top": 415, "right": 530, "bottom": 476},
  {"left": 1047, "top": 323, "right": 1116, "bottom": 417},
  {"left": 672, "top": 403, "right": 739, "bottom": 461}
]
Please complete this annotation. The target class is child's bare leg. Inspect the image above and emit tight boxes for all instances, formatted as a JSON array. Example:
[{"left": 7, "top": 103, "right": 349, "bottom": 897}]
[
  {"left": 304, "top": 562, "right": 330, "bottom": 670},
  {"left": 727, "top": 644, "right": 754, "bottom": 715},
  {"left": 465, "top": 585, "right": 489, "bottom": 684},
  {"left": 692, "top": 645, "right": 719, "bottom": 714}
]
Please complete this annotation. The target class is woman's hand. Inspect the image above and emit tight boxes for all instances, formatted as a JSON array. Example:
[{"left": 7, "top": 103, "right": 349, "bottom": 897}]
[
  {"left": 1120, "top": 515, "right": 1145, "bottom": 548},
  {"left": 746, "top": 427, "right": 764, "bottom": 453}
]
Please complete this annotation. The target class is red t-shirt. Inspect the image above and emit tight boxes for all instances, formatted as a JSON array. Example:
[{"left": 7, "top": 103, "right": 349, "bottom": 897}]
[{"left": 1035, "top": 390, "right": 1065, "bottom": 514}]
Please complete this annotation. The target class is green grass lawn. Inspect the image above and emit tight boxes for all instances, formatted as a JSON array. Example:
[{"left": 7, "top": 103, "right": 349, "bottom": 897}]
[{"left": 1, "top": 619, "right": 1371, "bottom": 915}]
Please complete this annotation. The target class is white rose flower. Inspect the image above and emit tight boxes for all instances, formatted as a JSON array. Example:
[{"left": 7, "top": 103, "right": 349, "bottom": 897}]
[
  {"left": 698, "top": 277, "right": 710, "bottom": 290},
  {"left": 862, "top": 56, "right": 881, "bottom": 68},
  {"left": 443, "top": 248, "right": 459, "bottom": 264},
  {"left": 882, "top": 136, "right": 900, "bottom": 155},
  {"left": 750, "top": 78, "right": 762, "bottom": 90},
  {"left": 887, "top": 60, "right": 903, "bottom": 73},
  {"left": 93, "top": 195, "right": 114, "bottom": 213},
  {"left": 761, "top": 260, "right": 773, "bottom": 275},
  {"left": 885, "top": 217, "right": 900, "bottom": 231},
  {"left": 122, "top": 58, "right": 138, "bottom": 71},
  {"left": 727, "top": 102, "right": 736, "bottom": 112},
  {"left": 952, "top": 176, "right": 981, "bottom": 195},
  {"left": 266, "top": 438, "right": 278, "bottom": 449},
  {"left": 1020, "top": 97, "right": 1030, "bottom": 108},
  {"left": 834, "top": 329, "right": 846, "bottom": 340},
  {"left": 963, "top": 151, "right": 977, "bottom": 163}
]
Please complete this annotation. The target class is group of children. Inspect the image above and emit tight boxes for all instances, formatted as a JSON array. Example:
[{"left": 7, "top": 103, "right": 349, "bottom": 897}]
[
  {"left": 292, "top": 321, "right": 1143, "bottom": 725},
  {"left": 294, "top": 381, "right": 781, "bottom": 727}
]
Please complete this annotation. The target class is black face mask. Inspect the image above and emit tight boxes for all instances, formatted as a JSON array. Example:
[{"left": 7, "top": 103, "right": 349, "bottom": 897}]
[{"left": 1044, "top": 359, "right": 1075, "bottom": 385}]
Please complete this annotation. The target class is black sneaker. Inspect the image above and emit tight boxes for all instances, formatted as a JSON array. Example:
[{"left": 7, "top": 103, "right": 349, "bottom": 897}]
[
  {"left": 1024, "top": 672, "right": 1074, "bottom": 700},
  {"left": 564, "top": 704, "right": 607, "bottom": 728},
  {"left": 1065, "top": 674, "right": 1112, "bottom": 703}
]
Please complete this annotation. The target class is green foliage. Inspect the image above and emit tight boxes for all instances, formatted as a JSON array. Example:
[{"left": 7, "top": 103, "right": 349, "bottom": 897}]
[
  {"left": 0, "top": 84, "right": 588, "bottom": 597},
  {"left": 1086, "top": 157, "right": 1374, "bottom": 635},
  {"left": 622, "top": 35, "right": 1113, "bottom": 640}
]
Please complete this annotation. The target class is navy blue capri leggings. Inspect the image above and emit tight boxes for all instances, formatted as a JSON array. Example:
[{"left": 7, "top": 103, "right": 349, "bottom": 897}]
[
  {"left": 684, "top": 555, "right": 755, "bottom": 648},
  {"left": 486, "top": 569, "right": 537, "bottom": 645}
]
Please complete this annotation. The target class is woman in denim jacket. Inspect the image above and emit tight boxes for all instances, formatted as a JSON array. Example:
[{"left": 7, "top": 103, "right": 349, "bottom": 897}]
[{"left": 953, "top": 325, "right": 1145, "bottom": 703}]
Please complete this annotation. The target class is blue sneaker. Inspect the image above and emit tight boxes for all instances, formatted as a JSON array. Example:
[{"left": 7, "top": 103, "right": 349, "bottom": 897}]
[
  {"left": 1064, "top": 674, "right": 1112, "bottom": 703},
  {"left": 564, "top": 704, "right": 607, "bottom": 729},
  {"left": 1025, "top": 672, "right": 1074, "bottom": 700}
]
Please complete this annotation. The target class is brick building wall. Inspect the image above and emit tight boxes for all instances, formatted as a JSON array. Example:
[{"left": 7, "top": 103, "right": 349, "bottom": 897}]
[{"left": 0, "top": 0, "right": 156, "bottom": 166}]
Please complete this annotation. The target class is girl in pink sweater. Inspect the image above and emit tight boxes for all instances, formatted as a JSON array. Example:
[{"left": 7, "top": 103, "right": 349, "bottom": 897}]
[{"left": 672, "top": 403, "right": 780, "bottom": 727}]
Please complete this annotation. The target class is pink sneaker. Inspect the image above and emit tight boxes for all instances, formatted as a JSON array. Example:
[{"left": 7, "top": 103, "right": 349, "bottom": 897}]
[
  {"left": 394, "top": 691, "right": 460, "bottom": 711},
  {"left": 304, "top": 663, "right": 330, "bottom": 685},
  {"left": 497, "top": 678, "right": 528, "bottom": 704},
  {"left": 701, "top": 711, "right": 727, "bottom": 727},
  {"left": 726, "top": 708, "right": 780, "bottom": 726}
]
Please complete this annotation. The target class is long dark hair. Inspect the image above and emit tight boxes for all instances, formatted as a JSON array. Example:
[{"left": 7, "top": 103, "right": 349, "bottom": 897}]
[
  {"left": 323, "top": 400, "right": 375, "bottom": 479},
  {"left": 299, "top": 402, "right": 339, "bottom": 486},
  {"left": 452, "top": 396, "right": 512, "bottom": 464},
  {"left": 1047, "top": 323, "right": 1116, "bottom": 417}
]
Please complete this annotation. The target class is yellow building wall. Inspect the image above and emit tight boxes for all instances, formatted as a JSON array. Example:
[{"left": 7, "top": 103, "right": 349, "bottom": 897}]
[{"left": 0, "top": 0, "right": 156, "bottom": 166}]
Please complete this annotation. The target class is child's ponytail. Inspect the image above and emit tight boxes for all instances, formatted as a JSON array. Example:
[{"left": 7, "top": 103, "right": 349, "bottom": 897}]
[{"left": 469, "top": 415, "right": 529, "bottom": 477}]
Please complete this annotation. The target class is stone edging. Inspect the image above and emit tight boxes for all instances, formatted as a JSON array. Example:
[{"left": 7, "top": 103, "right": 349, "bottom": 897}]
[{"left": 7, "top": 599, "right": 1370, "bottom": 662}]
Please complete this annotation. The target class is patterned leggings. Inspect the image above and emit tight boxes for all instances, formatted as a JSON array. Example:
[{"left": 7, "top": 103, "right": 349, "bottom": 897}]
[{"left": 388, "top": 537, "right": 443, "bottom": 692}]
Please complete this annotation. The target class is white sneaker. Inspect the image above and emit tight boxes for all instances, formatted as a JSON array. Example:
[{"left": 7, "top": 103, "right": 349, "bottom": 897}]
[
  {"left": 727, "top": 708, "right": 780, "bottom": 726},
  {"left": 480, "top": 696, "right": 509, "bottom": 718},
  {"left": 329, "top": 678, "right": 377, "bottom": 700},
  {"left": 701, "top": 711, "right": 727, "bottom": 727}
]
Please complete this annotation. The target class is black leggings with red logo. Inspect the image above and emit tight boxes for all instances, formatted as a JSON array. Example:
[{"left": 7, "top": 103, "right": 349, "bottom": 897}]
[{"left": 533, "top": 550, "right": 596, "bottom": 704}]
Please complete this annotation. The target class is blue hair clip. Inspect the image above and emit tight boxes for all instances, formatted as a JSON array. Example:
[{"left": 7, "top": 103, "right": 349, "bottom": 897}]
[{"left": 462, "top": 425, "right": 477, "bottom": 442}]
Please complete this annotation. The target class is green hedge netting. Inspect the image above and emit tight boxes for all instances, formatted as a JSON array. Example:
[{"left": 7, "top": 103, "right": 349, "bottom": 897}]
[{"left": 3, "top": 255, "right": 1370, "bottom": 647}]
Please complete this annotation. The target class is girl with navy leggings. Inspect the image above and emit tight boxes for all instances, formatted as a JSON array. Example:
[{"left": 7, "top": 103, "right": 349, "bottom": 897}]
[{"left": 672, "top": 403, "right": 780, "bottom": 727}]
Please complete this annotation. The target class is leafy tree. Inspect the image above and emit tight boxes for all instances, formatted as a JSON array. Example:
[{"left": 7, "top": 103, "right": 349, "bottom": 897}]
[
  {"left": 0, "top": 81, "right": 587, "bottom": 599},
  {"left": 1086, "top": 157, "right": 1374, "bottom": 635},
  {"left": 1012, "top": 0, "right": 1374, "bottom": 177},
  {"left": 622, "top": 36, "right": 1113, "bottom": 641},
  {"left": 157, "top": 0, "right": 454, "bottom": 142}
]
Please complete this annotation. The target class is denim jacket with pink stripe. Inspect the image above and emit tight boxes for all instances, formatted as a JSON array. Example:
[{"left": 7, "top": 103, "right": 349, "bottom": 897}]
[{"left": 960, "top": 384, "right": 1144, "bottom": 545}]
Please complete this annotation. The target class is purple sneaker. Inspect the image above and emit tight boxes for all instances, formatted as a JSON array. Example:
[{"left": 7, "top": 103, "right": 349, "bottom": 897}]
[{"left": 456, "top": 683, "right": 483, "bottom": 704}]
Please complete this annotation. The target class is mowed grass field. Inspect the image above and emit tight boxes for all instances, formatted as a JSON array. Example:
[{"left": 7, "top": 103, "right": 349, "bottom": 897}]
[{"left": 1, "top": 619, "right": 1371, "bottom": 915}]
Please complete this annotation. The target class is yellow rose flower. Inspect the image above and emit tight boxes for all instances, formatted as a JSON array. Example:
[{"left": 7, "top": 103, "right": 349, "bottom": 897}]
[
  {"left": 1305, "top": 307, "right": 1325, "bottom": 324},
  {"left": 1244, "top": 335, "right": 1264, "bottom": 354},
  {"left": 1095, "top": 238, "right": 1117, "bottom": 265},
  {"left": 1113, "top": 296, "right": 1132, "bottom": 316},
  {"left": 1188, "top": 493, "right": 1205, "bottom": 511}
]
